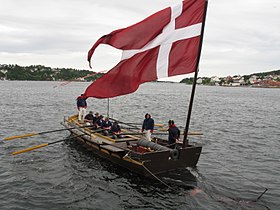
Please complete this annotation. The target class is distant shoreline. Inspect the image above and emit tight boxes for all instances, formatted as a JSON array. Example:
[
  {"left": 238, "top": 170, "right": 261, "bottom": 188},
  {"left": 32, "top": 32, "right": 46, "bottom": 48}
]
[
  {"left": 202, "top": 84, "right": 280, "bottom": 89},
  {"left": 1, "top": 79, "right": 279, "bottom": 89}
]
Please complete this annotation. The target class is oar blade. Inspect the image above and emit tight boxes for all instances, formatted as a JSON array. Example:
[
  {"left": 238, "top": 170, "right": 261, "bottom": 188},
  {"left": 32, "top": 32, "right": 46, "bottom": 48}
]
[
  {"left": 155, "top": 123, "right": 164, "bottom": 127},
  {"left": 4, "top": 133, "right": 38, "bottom": 141},
  {"left": 188, "top": 132, "right": 203, "bottom": 136},
  {"left": 158, "top": 128, "right": 168, "bottom": 131},
  {"left": 12, "top": 143, "right": 48, "bottom": 155}
]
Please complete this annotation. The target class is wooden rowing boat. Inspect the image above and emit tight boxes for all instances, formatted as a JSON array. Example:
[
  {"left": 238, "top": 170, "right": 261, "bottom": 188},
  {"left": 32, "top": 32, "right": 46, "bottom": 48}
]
[
  {"left": 63, "top": 1, "right": 208, "bottom": 177},
  {"left": 62, "top": 115, "right": 202, "bottom": 177}
]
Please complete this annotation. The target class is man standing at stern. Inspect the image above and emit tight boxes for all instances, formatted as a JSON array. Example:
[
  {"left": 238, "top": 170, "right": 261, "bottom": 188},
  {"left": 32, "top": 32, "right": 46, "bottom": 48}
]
[
  {"left": 76, "top": 94, "right": 88, "bottom": 122},
  {"left": 142, "top": 113, "right": 154, "bottom": 141}
]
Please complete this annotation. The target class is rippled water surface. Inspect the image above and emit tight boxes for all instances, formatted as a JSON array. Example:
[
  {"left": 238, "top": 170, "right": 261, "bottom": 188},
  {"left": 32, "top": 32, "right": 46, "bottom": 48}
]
[{"left": 0, "top": 81, "right": 279, "bottom": 209}]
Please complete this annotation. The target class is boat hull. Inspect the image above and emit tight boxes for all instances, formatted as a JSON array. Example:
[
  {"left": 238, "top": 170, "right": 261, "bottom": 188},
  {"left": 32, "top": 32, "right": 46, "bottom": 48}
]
[{"left": 62, "top": 115, "right": 202, "bottom": 177}]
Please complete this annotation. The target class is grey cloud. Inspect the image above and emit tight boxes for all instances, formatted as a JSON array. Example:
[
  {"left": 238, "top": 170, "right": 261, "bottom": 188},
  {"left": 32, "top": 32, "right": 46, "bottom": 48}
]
[{"left": 0, "top": 0, "right": 279, "bottom": 79}]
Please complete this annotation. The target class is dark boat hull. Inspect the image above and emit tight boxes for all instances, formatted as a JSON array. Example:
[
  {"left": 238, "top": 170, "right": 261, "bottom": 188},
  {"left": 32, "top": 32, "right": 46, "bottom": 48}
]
[{"left": 63, "top": 115, "right": 202, "bottom": 177}]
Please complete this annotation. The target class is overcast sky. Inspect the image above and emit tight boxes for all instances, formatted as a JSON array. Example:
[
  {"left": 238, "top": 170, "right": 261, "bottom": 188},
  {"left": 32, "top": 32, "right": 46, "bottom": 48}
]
[{"left": 0, "top": 0, "right": 279, "bottom": 81}]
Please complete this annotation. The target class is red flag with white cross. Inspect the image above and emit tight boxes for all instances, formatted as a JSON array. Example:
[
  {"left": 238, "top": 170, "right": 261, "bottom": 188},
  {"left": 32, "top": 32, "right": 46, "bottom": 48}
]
[{"left": 85, "top": 0, "right": 207, "bottom": 98}]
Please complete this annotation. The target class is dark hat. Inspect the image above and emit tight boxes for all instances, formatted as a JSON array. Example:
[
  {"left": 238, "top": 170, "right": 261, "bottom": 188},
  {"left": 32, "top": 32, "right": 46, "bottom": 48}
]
[
  {"left": 95, "top": 112, "right": 99, "bottom": 115},
  {"left": 168, "top": 120, "right": 174, "bottom": 125}
]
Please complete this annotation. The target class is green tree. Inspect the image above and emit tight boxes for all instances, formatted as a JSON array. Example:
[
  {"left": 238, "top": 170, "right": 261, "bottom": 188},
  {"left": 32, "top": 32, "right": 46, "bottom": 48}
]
[{"left": 202, "top": 77, "right": 211, "bottom": 85}]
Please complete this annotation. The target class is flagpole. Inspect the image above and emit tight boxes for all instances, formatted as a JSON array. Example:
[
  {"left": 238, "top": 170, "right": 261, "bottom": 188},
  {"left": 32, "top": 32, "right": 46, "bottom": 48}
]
[
  {"left": 107, "top": 98, "right": 110, "bottom": 117},
  {"left": 182, "top": 0, "right": 208, "bottom": 148}
]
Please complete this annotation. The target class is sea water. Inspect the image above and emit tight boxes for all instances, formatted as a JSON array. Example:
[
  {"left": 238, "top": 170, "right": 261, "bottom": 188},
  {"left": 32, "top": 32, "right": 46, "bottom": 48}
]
[{"left": 0, "top": 81, "right": 279, "bottom": 209}]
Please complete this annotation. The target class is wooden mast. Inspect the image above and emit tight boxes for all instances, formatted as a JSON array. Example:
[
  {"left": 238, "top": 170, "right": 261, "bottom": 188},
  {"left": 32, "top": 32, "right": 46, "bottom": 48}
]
[
  {"left": 107, "top": 98, "right": 110, "bottom": 117},
  {"left": 183, "top": 0, "right": 208, "bottom": 147}
]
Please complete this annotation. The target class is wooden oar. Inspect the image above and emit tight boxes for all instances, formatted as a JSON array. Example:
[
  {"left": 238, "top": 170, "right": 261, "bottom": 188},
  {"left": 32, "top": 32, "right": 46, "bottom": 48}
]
[
  {"left": 120, "top": 132, "right": 144, "bottom": 136},
  {"left": 11, "top": 128, "right": 104, "bottom": 155},
  {"left": 11, "top": 134, "right": 86, "bottom": 155},
  {"left": 4, "top": 125, "right": 92, "bottom": 141},
  {"left": 152, "top": 132, "right": 203, "bottom": 136},
  {"left": 109, "top": 118, "right": 140, "bottom": 129},
  {"left": 120, "top": 132, "right": 203, "bottom": 136},
  {"left": 186, "top": 132, "right": 203, "bottom": 136},
  {"left": 124, "top": 122, "right": 164, "bottom": 127},
  {"left": 109, "top": 117, "right": 163, "bottom": 129},
  {"left": 157, "top": 127, "right": 203, "bottom": 135}
]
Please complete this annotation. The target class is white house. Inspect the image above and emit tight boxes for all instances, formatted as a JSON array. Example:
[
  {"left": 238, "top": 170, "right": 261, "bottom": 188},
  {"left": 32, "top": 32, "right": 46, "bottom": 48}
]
[
  {"left": 249, "top": 75, "right": 258, "bottom": 84},
  {"left": 210, "top": 76, "right": 220, "bottom": 83},
  {"left": 197, "top": 78, "right": 203, "bottom": 84}
]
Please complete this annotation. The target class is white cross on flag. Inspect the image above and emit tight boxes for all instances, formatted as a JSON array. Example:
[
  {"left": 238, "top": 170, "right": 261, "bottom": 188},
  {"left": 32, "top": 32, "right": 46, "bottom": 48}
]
[{"left": 85, "top": 0, "right": 207, "bottom": 98}]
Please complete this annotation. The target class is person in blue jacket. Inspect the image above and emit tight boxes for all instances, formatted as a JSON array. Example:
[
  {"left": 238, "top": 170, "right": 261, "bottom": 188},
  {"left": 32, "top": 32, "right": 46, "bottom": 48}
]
[
  {"left": 76, "top": 94, "right": 87, "bottom": 122},
  {"left": 95, "top": 115, "right": 104, "bottom": 129},
  {"left": 167, "top": 120, "right": 180, "bottom": 149},
  {"left": 111, "top": 121, "right": 122, "bottom": 139},
  {"left": 102, "top": 117, "right": 112, "bottom": 136},
  {"left": 141, "top": 113, "right": 154, "bottom": 141}
]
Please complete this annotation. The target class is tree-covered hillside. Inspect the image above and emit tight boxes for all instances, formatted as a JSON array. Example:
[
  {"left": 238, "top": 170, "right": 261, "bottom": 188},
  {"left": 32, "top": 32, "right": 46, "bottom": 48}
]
[
  {"left": 0, "top": 64, "right": 103, "bottom": 81},
  {"left": 246, "top": 69, "right": 280, "bottom": 78}
]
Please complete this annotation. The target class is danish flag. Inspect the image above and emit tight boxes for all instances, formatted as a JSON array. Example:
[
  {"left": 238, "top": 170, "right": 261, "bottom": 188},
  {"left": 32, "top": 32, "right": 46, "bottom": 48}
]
[{"left": 85, "top": 0, "right": 207, "bottom": 98}]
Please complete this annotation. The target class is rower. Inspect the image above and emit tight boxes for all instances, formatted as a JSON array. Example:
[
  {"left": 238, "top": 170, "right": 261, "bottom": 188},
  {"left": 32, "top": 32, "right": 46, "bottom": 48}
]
[
  {"left": 101, "top": 117, "right": 112, "bottom": 136},
  {"left": 84, "top": 111, "right": 94, "bottom": 125},
  {"left": 111, "top": 121, "right": 123, "bottom": 139}
]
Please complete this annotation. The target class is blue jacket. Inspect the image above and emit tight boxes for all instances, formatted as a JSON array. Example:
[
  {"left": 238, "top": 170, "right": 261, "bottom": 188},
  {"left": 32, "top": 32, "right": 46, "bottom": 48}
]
[
  {"left": 168, "top": 125, "right": 180, "bottom": 144},
  {"left": 142, "top": 118, "right": 154, "bottom": 130},
  {"left": 102, "top": 120, "right": 112, "bottom": 129},
  {"left": 111, "top": 123, "right": 121, "bottom": 133},
  {"left": 77, "top": 96, "right": 87, "bottom": 108}
]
